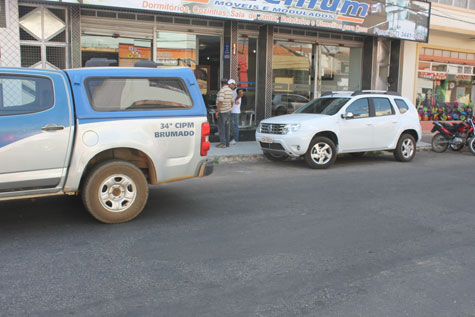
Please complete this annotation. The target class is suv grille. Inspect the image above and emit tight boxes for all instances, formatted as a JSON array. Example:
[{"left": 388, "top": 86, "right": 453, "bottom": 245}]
[{"left": 260, "top": 123, "right": 286, "bottom": 134}]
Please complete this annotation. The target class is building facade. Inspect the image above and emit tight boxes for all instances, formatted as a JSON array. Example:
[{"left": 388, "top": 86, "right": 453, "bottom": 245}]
[
  {"left": 1, "top": 0, "right": 431, "bottom": 132},
  {"left": 400, "top": 0, "right": 475, "bottom": 130}
]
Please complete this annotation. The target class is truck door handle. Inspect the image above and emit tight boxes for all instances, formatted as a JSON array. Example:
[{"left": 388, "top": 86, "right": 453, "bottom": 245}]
[{"left": 42, "top": 124, "right": 65, "bottom": 131}]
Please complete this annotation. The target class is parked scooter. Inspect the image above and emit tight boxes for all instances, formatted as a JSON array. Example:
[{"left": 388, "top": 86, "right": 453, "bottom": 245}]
[{"left": 431, "top": 116, "right": 475, "bottom": 153}]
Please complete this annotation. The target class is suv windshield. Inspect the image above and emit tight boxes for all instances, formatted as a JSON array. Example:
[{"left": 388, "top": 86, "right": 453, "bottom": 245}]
[{"left": 296, "top": 97, "right": 349, "bottom": 115}]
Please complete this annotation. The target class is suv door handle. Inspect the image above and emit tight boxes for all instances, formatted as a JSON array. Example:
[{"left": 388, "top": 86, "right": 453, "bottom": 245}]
[{"left": 42, "top": 124, "right": 65, "bottom": 131}]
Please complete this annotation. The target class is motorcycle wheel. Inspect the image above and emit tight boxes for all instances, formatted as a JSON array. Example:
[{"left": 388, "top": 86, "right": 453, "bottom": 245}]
[
  {"left": 449, "top": 143, "right": 464, "bottom": 151},
  {"left": 431, "top": 133, "right": 449, "bottom": 153},
  {"left": 468, "top": 137, "right": 475, "bottom": 156}
]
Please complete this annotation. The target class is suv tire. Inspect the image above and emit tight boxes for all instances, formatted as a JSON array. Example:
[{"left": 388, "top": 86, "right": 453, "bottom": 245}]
[
  {"left": 264, "top": 152, "right": 289, "bottom": 161},
  {"left": 394, "top": 134, "right": 416, "bottom": 162},
  {"left": 305, "top": 136, "right": 337, "bottom": 169}
]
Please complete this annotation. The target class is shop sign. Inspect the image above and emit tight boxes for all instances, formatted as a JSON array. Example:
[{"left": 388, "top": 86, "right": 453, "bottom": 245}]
[
  {"left": 0, "top": 0, "right": 6, "bottom": 28},
  {"left": 418, "top": 71, "right": 447, "bottom": 80},
  {"left": 37, "top": 0, "right": 430, "bottom": 42}
]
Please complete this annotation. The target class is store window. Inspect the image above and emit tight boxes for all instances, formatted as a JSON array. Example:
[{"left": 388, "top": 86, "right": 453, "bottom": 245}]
[
  {"left": 319, "top": 45, "right": 362, "bottom": 93},
  {"left": 155, "top": 31, "right": 221, "bottom": 114},
  {"left": 81, "top": 35, "right": 152, "bottom": 67},
  {"left": 272, "top": 41, "right": 362, "bottom": 117},
  {"left": 272, "top": 41, "right": 312, "bottom": 116},
  {"left": 416, "top": 48, "right": 475, "bottom": 122},
  {"left": 237, "top": 36, "right": 257, "bottom": 128}
]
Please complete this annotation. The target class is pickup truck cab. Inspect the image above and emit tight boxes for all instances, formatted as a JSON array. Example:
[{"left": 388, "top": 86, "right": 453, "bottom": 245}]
[{"left": 0, "top": 67, "right": 213, "bottom": 223}]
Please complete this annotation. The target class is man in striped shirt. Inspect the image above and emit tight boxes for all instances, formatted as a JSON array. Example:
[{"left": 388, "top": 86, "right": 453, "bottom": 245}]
[{"left": 215, "top": 78, "right": 235, "bottom": 148}]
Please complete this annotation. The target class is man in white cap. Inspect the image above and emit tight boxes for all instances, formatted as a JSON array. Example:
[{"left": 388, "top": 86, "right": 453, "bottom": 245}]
[{"left": 215, "top": 78, "right": 234, "bottom": 148}]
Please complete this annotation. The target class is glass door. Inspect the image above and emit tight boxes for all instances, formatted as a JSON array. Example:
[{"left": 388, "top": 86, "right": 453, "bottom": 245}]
[
  {"left": 272, "top": 40, "right": 313, "bottom": 116},
  {"left": 156, "top": 31, "right": 221, "bottom": 112},
  {"left": 237, "top": 36, "right": 257, "bottom": 128},
  {"left": 318, "top": 45, "right": 362, "bottom": 94}
]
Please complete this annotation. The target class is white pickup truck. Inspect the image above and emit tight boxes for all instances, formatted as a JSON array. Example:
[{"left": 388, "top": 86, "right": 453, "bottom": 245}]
[{"left": 0, "top": 67, "right": 213, "bottom": 223}]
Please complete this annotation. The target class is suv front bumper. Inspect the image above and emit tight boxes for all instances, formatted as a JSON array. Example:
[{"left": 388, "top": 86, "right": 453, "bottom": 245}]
[{"left": 256, "top": 133, "right": 308, "bottom": 157}]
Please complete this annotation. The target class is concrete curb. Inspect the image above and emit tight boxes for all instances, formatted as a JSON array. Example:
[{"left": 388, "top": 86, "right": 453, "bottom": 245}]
[{"left": 210, "top": 145, "right": 433, "bottom": 163}]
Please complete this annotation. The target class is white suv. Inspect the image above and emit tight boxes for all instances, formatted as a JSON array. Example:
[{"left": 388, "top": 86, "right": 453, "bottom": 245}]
[{"left": 256, "top": 91, "right": 422, "bottom": 169}]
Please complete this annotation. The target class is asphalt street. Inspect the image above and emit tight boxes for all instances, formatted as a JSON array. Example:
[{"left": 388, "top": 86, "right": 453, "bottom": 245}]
[{"left": 1, "top": 150, "right": 475, "bottom": 316}]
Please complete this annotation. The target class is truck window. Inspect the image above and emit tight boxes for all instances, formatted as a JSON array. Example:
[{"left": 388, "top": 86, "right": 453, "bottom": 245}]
[
  {"left": 0, "top": 76, "right": 54, "bottom": 116},
  {"left": 85, "top": 77, "right": 193, "bottom": 112}
]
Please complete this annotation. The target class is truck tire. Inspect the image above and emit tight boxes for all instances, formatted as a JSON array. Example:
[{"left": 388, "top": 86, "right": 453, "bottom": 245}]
[{"left": 82, "top": 160, "right": 149, "bottom": 224}]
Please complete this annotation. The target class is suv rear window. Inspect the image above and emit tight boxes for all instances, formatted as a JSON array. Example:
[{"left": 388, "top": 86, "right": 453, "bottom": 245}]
[
  {"left": 86, "top": 77, "right": 193, "bottom": 112},
  {"left": 394, "top": 99, "right": 409, "bottom": 114},
  {"left": 373, "top": 98, "right": 394, "bottom": 116}
]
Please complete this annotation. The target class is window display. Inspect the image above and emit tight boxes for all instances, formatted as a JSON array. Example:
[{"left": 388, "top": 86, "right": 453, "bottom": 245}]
[{"left": 416, "top": 47, "right": 475, "bottom": 122}]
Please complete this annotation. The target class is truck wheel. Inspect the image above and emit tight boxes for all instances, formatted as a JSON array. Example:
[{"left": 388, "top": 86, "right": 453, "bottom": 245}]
[
  {"left": 82, "top": 160, "right": 148, "bottom": 224},
  {"left": 394, "top": 133, "right": 416, "bottom": 162},
  {"left": 304, "top": 137, "right": 337, "bottom": 169}
]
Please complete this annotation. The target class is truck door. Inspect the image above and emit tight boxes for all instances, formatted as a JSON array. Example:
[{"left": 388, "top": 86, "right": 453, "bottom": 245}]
[{"left": 0, "top": 72, "right": 73, "bottom": 192}]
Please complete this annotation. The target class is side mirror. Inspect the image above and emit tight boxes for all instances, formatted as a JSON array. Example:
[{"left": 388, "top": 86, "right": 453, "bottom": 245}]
[{"left": 342, "top": 112, "right": 354, "bottom": 119}]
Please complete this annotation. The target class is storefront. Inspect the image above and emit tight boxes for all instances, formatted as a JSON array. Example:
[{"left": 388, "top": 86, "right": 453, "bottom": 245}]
[
  {"left": 400, "top": 2, "right": 475, "bottom": 131},
  {"left": 416, "top": 47, "right": 475, "bottom": 122},
  {"left": 2, "top": 0, "right": 431, "bottom": 135}
]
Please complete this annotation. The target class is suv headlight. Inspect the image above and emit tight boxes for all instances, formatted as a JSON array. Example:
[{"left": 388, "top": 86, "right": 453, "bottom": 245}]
[{"left": 282, "top": 124, "right": 301, "bottom": 134}]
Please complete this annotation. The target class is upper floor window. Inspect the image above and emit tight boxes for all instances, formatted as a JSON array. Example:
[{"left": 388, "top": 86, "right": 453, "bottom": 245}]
[{"left": 428, "top": 0, "right": 474, "bottom": 10}]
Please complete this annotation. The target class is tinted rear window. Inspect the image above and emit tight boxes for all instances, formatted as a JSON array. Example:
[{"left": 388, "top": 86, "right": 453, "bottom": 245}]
[
  {"left": 394, "top": 99, "right": 409, "bottom": 114},
  {"left": 86, "top": 77, "right": 193, "bottom": 112},
  {"left": 373, "top": 98, "right": 394, "bottom": 116}
]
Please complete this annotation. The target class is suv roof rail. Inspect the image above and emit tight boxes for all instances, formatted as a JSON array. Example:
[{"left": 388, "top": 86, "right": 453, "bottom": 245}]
[
  {"left": 84, "top": 58, "right": 118, "bottom": 67},
  {"left": 351, "top": 90, "right": 400, "bottom": 96},
  {"left": 321, "top": 91, "right": 352, "bottom": 97}
]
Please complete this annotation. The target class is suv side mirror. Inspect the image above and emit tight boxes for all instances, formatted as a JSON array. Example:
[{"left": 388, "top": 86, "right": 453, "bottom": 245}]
[{"left": 342, "top": 112, "right": 354, "bottom": 119}]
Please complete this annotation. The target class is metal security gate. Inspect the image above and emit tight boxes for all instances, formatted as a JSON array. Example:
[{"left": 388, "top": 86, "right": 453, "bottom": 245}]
[{"left": 19, "top": 4, "right": 69, "bottom": 69}]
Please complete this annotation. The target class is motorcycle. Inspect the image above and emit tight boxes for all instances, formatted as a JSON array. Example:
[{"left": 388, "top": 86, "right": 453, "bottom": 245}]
[{"left": 431, "top": 116, "right": 475, "bottom": 153}]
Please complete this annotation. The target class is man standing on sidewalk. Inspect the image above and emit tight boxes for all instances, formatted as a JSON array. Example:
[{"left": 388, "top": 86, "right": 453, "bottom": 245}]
[{"left": 215, "top": 78, "right": 234, "bottom": 148}]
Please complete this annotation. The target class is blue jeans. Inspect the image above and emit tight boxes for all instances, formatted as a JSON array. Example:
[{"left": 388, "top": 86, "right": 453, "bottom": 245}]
[
  {"left": 231, "top": 113, "right": 239, "bottom": 142},
  {"left": 217, "top": 111, "right": 231, "bottom": 146}
]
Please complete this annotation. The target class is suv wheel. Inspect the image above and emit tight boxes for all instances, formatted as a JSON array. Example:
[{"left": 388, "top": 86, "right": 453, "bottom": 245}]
[
  {"left": 394, "top": 134, "right": 416, "bottom": 162},
  {"left": 305, "top": 137, "right": 337, "bottom": 169}
]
